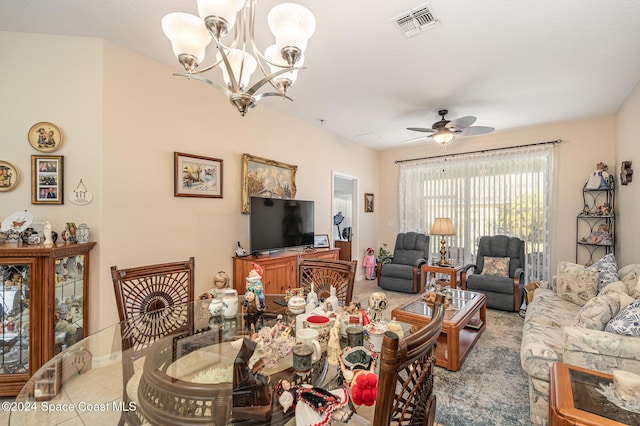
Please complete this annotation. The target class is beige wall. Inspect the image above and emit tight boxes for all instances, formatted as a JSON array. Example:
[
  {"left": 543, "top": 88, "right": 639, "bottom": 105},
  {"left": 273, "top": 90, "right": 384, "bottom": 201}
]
[
  {"left": 615, "top": 79, "right": 640, "bottom": 266},
  {"left": 1, "top": 32, "right": 379, "bottom": 330},
  {"left": 377, "top": 116, "right": 617, "bottom": 276}
]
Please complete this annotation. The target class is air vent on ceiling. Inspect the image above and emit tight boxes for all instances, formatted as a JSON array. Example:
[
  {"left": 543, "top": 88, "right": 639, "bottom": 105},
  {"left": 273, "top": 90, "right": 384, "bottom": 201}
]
[{"left": 393, "top": 3, "right": 440, "bottom": 39}]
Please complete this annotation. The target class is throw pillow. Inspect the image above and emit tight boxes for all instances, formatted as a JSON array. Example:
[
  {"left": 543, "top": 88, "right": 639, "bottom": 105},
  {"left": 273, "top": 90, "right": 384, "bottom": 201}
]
[
  {"left": 573, "top": 291, "right": 634, "bottom": 330},
  {"left": 606, "top": 298, "right": 640, "bottom": 336},
  {"left": 481, "top": 257, "right": 510, "bottom": 277},
  {"left": 619, "top": 264, "right": 640, "bottom": 298},
  {"left": 588, "top": 253, "right": 619, "bottom": 293},
  {"left": 556, "top": 261, "right": 600, "bottom": 306}
]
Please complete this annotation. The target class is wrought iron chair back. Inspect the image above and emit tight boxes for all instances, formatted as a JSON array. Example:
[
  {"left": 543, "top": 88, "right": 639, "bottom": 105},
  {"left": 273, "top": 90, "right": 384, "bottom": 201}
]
[{"left": 374, "top": 293, "right": 446, "bottom": 426}]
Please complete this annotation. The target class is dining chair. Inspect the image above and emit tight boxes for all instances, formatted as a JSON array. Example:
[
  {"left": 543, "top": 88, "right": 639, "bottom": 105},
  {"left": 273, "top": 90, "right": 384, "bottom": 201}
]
[
  {"left": 374, "top": 293, "right": 446, "bottom": 426},
  {"left": 110, "top": 257, "right": 195, "bottom": 426},
  {"left": 296, "top": 258, "right": 357, "bottom": 306}
]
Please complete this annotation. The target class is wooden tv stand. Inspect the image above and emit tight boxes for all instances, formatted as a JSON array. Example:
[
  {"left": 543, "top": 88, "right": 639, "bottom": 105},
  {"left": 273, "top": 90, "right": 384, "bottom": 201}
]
[{"left": 232, "top": 248, "right": 340, "bottom": 294}]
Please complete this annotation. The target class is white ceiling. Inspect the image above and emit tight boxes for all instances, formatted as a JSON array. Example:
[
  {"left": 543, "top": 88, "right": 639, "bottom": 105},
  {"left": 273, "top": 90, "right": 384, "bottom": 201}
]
[{"left": 2, "top": 0, "right": 640, "bottom": 151}]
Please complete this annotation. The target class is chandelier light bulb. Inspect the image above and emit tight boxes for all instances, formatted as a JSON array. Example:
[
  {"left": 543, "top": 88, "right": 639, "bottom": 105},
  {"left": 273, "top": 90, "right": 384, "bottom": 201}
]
[
  {"left": 265, "top": 44, "right": 303, "bottom": 85},
  {"left": 217, "top": 49, "right": 257, "bottom": 89},
  {"left": 268, "top": 3, "right": 316, "bottom": 54},
  {"left": 162, "top": 13, "right": 212, "bottom": 68},
  {"left": 196, "top": 0, "right": 246, "bottom": 35}
]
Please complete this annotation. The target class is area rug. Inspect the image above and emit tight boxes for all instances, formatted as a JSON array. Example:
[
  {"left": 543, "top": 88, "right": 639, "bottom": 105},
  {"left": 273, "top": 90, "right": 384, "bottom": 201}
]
[{"left": 352, "top": 280, "right": 529, "bottom": 426}]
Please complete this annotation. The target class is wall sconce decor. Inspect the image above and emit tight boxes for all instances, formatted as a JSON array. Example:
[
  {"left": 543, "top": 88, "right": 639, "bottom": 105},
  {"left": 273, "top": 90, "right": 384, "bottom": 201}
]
[{"left": 621, "top": 161, "right": 633, "bottom": 185}]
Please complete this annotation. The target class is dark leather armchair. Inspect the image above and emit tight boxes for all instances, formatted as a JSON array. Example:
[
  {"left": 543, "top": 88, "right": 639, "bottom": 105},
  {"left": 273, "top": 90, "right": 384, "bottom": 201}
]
[
  {"left": 462, "top": 235, "right": 525, "bottom": 311},
  {"left": 378, "top": 232, "right": 429, "bottom": 293}
]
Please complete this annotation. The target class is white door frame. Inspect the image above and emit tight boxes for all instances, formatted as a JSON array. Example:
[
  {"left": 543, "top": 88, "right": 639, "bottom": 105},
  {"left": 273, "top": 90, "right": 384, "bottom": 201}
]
[{"left": 331, "top": 171, "right": 358, "bottom": 263}]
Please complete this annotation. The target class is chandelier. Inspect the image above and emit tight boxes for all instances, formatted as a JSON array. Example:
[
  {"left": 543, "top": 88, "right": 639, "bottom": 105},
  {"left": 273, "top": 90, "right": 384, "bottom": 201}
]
[{"left": 162, "top": 0, "right": 316, "bottom": 116}]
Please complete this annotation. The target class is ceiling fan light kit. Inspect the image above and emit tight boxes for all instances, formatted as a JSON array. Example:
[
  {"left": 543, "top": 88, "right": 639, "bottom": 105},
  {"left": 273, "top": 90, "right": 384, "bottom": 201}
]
[
  {"left": 407, "top": 109, "right": 494, "bottom": 145},
  {"left": 162, "top": 0, "right": 316, "bottom": 116}
]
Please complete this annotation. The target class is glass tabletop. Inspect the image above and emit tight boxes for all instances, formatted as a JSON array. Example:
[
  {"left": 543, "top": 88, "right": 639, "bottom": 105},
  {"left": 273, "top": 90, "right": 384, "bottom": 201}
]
[
  {"left": 9, "top": 295, "right": 338, "bottom": 425},
  {"left": 400, "top": 289, "right": 480, "bottom": 322}
]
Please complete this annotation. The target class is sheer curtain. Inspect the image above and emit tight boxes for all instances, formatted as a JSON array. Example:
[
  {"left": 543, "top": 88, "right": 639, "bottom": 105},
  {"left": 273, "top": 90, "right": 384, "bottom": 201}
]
[{"left": 399, "top": 144, "right": 555, "bottom": 282}]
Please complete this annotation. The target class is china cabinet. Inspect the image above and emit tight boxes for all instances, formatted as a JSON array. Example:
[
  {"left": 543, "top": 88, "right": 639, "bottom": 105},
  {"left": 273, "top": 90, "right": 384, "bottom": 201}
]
[
  {"left": 576, "top": 179, "right": 615, "bottom": 265},
  {"left": 0, "top": 241, "right": 95, "bottom": 396}
]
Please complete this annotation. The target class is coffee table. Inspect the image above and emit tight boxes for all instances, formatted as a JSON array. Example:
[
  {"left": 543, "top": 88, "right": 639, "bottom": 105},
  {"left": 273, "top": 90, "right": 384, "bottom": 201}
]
[
  {"left": 390, "top": 289, "right": 486, "bottom": 371},
  {"left": 549, "top": 362, "right": 640, "bottom": 425}
]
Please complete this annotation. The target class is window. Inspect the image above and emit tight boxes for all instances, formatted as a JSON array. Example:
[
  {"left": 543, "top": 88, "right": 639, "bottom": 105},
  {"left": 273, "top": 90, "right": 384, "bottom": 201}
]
[{"left": 399, "top": 144, "right": 554, "bottom": 282}]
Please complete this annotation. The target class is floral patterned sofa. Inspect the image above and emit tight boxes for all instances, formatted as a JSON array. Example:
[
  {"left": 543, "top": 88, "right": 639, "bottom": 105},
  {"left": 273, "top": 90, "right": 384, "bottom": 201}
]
[{"left": 520, "top": 257, "right": 640, "bottom": 425}]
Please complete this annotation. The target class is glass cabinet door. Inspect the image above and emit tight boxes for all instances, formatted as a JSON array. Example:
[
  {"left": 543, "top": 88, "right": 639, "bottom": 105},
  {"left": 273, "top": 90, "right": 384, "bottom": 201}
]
[
  {"left": 1, "top": 262, "right": 31, "bottom": 375},
  {"left": 54, "top": 255, "right": 85, "bottom": 355}
]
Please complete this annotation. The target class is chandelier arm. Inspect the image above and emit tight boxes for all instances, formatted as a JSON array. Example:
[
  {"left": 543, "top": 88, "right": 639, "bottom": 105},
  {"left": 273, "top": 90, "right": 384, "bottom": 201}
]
[
  {"left": 173, "top": 73, "right": 233, "bottom": 98},
  {"left": 245, "top": 66, "right": 305, "bottom": 96},
  {"left": 254, "top": 92, "right": 293, "bottom": 102},
  {"left": 209, "top": 31, "right": 241, "bottom": 93}
]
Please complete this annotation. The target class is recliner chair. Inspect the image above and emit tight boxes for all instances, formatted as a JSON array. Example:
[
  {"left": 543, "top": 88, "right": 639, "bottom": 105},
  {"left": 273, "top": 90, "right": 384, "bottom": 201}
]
[
  {"left": 462, "top": 235, "right": 525, "bottom": 311},
  {"left": 378, "top": 232, "right": 429, "bottom": 293}
]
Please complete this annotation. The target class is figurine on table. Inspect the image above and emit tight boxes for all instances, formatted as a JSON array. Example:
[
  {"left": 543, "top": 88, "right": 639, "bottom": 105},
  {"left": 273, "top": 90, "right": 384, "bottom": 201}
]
[
  {"left": 275, "top": 379, "right": 352, "bottom": 424},
  {"left": 199, "top": 270, "right": 231, "bottom": 300},
  {"left": 233, "top": 338, "right": 270, "bottom": 407},
  {"left": 243, "top": 289, "right": 262, "bottom": 314},
  {"left": 327, "top": 314, "right": 342, "bottom": 366},
  {"left": 363, "top": 247, "right": 377, "bottom": 280},
  {"left": 246, "top": 263, "right": 265, "bottom": 310}
]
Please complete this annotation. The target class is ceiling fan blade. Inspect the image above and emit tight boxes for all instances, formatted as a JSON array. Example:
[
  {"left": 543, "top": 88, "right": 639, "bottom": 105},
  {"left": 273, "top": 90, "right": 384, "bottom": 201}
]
[
  {"left": 407, "top": 127, "right": 435, "bottom": 133},
  {"left": 402, "top": 135, "right": 431, "bottom": 144},
  {"left": 459, "top": 126, "right": 495, "bottom": 136},
  {"left": 446, "top": 115, "right": 476, "bottom": 130}
]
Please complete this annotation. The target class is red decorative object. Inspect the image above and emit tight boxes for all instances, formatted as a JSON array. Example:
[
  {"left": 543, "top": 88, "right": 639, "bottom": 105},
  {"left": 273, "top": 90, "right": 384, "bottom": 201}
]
[{"left": 351, "top": 371, "right": 378, "bottom": 406}]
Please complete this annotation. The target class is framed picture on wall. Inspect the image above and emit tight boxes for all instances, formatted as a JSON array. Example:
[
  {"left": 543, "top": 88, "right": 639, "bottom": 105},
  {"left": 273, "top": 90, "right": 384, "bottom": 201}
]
[
  {"left": 241, "top": 153, "right": 297, "bottom": 213},
  {"left": 31, "top": 155, "right": 64, "bottom": 205},
  {"left": 174, "top": 152, "right": 223, "bottom": 198},
  {"left": 364, "top": 193, "right": 374, "bottom": 212}
]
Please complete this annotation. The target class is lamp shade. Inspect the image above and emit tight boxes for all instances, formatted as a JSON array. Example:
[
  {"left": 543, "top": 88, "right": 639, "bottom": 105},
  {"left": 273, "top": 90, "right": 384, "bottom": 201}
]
[
  {"left": 433, "top": 129, "right": 455, "bottom": 145},
  {"left": 268, "top": 3, "right": 316, "bottom": 53},
  {"left": 196, "top": 0, "right": 246, "bottom": 30},
  {"left": 265, "top": 44, "right": 303, "bottom": 84},
  {"left": 161, "top": 13, "right": 212, "bottom": 62},
  {"left": 431, "top": 218, "right": 455, "bottom": 236},
  {"left": 216, "top": 48, "right": 257, "bottom": 89}
]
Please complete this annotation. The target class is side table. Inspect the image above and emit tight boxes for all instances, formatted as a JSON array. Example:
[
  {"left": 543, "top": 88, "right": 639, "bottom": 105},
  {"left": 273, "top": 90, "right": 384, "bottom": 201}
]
[
  {"left": 550, "top": 362, "right": 640, "bottom": 425},
  {"left": 420, "top": 263, "right": 464, "bottom": 290}
]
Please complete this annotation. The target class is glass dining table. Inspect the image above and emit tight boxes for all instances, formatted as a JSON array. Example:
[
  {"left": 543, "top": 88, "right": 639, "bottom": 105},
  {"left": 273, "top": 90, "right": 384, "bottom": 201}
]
[{"left": 9, "top": 295, "right": 340, "bottom": 425}]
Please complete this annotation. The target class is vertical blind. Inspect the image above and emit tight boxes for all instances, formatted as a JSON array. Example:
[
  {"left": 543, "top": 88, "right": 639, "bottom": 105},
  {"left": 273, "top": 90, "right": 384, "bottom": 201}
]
[{"left": 399, "top": 144, "right": 555, "bottom": 283}]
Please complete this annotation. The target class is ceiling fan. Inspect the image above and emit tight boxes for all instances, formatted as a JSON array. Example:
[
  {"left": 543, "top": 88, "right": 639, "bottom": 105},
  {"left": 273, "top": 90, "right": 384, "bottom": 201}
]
[{"left": 406, "top": 109, "right": 494, "bottom": 145}]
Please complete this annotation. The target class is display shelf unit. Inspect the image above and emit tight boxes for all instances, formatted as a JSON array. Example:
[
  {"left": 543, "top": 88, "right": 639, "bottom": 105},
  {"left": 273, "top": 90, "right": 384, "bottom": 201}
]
[
  {"left": 576, "top": 179, "right": 615, "bottom": 266},
  {"left": 0, "top": 242, "right": 95, "bottom": 396}
]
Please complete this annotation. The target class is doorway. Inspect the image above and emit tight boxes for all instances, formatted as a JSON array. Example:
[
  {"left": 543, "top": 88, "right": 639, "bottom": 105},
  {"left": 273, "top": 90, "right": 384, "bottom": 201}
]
[{"left": 332, "top": 172, "right": 358, "bottom": 262}]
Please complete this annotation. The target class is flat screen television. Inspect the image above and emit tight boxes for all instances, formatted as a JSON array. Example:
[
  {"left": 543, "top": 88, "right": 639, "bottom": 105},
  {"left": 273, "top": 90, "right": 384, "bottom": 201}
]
[{"left": 249, "top": 197, "right": 315, "bottom": 253}]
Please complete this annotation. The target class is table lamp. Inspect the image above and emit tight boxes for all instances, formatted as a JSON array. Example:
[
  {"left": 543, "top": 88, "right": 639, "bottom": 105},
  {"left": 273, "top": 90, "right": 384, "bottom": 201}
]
[{"left": 430, "top": 217, "right": 455, "bottom": 265}]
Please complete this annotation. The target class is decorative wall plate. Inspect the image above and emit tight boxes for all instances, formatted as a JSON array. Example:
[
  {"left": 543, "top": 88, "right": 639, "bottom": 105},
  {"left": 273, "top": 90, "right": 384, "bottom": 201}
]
[
  {"left": 1, "top": 210, "right": 33, "bottom": 233},
  {"left": 0, "top": 161, "right": 19, "bottom": 191},
  {"left": 28, "top": 122, "right": 63, "bottom": 152}
]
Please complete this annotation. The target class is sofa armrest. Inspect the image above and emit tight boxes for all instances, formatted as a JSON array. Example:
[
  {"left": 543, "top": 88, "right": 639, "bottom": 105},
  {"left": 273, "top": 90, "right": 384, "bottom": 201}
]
[
  {"left": 460, "top": 264, "right": 477, "bottom": 290},
  {"left": 563, "top": 326, "right": 640, "bottom": 373}
]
